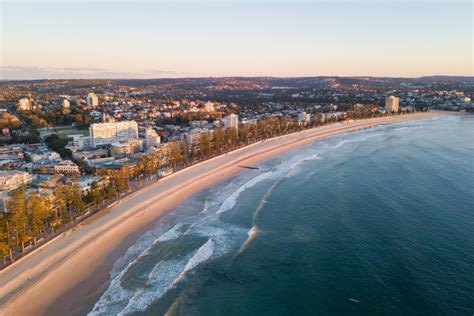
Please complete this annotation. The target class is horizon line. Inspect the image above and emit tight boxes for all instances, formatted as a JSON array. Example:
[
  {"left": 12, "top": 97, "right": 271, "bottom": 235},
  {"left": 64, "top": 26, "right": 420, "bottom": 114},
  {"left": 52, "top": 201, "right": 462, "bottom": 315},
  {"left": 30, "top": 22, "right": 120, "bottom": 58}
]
[{"left": 1, "top": 74, "right": 473, "bottom": 82}]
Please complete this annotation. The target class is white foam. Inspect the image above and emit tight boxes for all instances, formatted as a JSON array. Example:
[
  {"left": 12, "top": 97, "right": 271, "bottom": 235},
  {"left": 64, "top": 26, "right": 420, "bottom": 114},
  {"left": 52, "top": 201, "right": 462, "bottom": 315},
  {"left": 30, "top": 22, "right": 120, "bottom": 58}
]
[
  {"left": 304, "top": 153, "right": 322, "bottom": 161},
  {"left": 108, "top": 226, "right": 164, "bottom": 279},
  {"left": 332, "top": 139, "right": 353, "bottom": 149},
  {"left": 117, "top": 258, "right": 186, "bottom": 315},
  {"left": 157, "top": 223, "right": 183, "bottom": 241},
  {"left": 216, "top": 171, "right": 275, "bottom": 214},
  {"left": 199, "top": 198, "right": 210, "bottom": 214},
  {"left": 116, "top": 239, "right": 214, "bottom": 315},
  {"left": 89, "top": 224, "right": 185, "bottom": 315},
  {"left": 88, "top": 254, "right": 143, "bottom": 315},
  {"left": 331, "top": 132, "right": 383, "bottom": 150},
  {"left": 174, "top": 239, "right": 214, "bottom": 284},
  {"left": 193, "top": 221, "right": 248, "bottom": 256},
  {"left": 288, "top": 152, "right": 322, "bottom": 172},
  {"left": 393, "top": 125, "right": 423, "bottom": 132}
]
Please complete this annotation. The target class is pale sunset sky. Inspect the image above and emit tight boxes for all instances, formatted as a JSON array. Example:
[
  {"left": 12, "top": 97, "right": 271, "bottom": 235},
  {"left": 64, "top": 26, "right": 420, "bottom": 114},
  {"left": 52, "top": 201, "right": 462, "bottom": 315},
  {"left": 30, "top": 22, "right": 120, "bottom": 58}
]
[{"left": 1, "top": 0, "right": 472, "bottom": 79}]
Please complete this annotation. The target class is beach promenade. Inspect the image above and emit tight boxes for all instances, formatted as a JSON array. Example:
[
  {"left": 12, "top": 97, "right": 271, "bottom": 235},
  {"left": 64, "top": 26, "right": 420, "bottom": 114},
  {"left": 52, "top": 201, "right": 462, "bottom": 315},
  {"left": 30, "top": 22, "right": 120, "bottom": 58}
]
[{"left": 0, "top": 113, "right": 444, "bottom": 316}]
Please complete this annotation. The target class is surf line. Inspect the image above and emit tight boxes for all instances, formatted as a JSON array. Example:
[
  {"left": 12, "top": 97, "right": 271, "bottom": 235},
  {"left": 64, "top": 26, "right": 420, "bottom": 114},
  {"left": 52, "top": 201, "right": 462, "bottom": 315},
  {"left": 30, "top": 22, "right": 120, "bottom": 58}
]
[{"left": 236, "top": 176, "right": 285, "bottom": 257}]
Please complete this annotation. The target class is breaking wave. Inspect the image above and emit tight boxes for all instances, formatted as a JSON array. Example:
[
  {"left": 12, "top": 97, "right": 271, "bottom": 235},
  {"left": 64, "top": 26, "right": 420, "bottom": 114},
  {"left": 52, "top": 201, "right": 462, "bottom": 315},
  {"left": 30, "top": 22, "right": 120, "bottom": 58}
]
[
  {"left": 174, "top": 239, "right": 214, "bottom": 284},
  {"left": 89, "top": 239, "right": 215, "bottom": 316},
  {"left": 216, "top": 171, "right": 276, "bottom": 214},
  {"left": 238, "top": 226, "right": 259, "bottom": 254},
  {"left": 157, "top": 223, "right": 184, "bottom": 242}
]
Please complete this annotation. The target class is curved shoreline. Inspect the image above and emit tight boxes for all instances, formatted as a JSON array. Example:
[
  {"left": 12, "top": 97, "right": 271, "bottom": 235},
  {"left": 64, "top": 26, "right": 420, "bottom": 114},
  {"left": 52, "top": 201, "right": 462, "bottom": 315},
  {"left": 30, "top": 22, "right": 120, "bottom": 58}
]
[{"left": 0, "top": 113, "right": 446, "bottom": 315}]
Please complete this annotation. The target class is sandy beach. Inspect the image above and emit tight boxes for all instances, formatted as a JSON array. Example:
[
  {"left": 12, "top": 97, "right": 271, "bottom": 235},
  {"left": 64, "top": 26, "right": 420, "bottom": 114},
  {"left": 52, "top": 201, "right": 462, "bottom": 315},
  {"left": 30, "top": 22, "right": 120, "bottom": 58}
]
[{"left": 0, "top": 113, "right": 445, "bottom": 316}]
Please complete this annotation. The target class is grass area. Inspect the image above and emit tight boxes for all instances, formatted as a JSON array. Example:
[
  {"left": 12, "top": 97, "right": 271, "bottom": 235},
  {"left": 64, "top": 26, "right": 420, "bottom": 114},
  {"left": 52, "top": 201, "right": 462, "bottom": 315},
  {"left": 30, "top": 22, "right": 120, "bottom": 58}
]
[{"left": 39, "top": 127, "right": 89, "bottom": 139}]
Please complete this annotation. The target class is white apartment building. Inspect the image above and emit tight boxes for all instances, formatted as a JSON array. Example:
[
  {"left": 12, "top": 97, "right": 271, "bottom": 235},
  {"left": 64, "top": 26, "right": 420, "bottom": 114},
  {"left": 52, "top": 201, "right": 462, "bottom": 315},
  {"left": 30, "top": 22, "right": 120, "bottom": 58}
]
[
  {"left": 145, "top": 128, "right": 161, "bottom": 149},
  {"left": 385, "top": 96, "right": 400, "bottom": 113},
  {"left": 18, "top": 98, "right": 32, "bottom": 111},
  {"left": 86, "top": 93, "right": 99, "bottom": 107},
  {"left": 89, "top": 121, "right": 139, "bottom": 148},
  {"left": 111, "top": 138, "right": 144, "bottom": 157},
  {"left": 0, "top": 171, "right": 33, "bottom": 193},
  {"left": 53, "top": 160, "right": 80, "bottom": 175},
  {"left": 69, "top": 135, "right": 91, "bottom": 150},
  {"left": 223, "top": 114, "right": 239, "bottom": 131},
  {"left": 185, "top": 128, "right": 211, "bottom": 150},
  {"left": 110, "top": 142, "right": 131, "bottom": 157}
]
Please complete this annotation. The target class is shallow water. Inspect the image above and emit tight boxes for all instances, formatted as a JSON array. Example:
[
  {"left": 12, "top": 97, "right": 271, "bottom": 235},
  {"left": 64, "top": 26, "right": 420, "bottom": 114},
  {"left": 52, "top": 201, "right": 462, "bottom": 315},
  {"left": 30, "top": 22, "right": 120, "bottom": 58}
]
[{"left": 89, "top": 115, "right": 474, "bottom": 315}]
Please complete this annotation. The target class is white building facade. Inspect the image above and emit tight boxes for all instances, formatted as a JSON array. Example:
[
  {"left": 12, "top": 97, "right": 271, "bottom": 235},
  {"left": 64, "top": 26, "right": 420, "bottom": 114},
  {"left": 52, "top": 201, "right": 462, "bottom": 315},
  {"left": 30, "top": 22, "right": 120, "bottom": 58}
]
[
  {"left": 53, "top": 160, "right": 80, "bottom": 175},
  {"left": 223, "top": 114, "right": 239, "bottom": 131},
  {"left": 18, "top": 98, "right": 32, "bottom": 111},
  {"left": 86, "top": 93, "right": 99, "bottom": 107},
  {"left": 111, "top": 138, "right": 144, "bottom": 157},
  {"left": 89, "top": 121, "right": 139, "bottom": 148},
  {"left": 385, "top": 96, "right": 400, "bottom": 113},
  {"left": 0, "top": 171, "right": 33, "bottom": 193},
  {"left": 68, "top": 135, "right": 91, "bottom": 150},
  {"left": 145, "top": 128, "right": 161, "bottom": 149}
]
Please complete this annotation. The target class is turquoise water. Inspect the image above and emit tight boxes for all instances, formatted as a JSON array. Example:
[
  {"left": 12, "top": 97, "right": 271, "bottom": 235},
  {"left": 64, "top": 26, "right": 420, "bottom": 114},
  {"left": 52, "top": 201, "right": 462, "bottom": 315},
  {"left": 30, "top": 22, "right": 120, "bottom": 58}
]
[{"left": 89, "top": 115, "right": 474, "bottom": 315}]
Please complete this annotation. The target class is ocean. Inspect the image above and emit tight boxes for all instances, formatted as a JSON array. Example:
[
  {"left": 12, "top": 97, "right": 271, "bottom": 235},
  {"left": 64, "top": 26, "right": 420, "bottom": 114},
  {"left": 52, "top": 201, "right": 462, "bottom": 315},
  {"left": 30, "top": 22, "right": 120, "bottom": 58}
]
[{"left": 88, "top": 115, "right": 474, "bottom": 315}]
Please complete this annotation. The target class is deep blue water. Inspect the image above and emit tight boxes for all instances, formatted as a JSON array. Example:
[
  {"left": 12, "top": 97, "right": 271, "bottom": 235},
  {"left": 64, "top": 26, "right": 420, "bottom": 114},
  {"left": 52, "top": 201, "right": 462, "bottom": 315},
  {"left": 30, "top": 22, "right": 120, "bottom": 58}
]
[{"left": 89, "top": 115, "right": 474, "bottom": 316}]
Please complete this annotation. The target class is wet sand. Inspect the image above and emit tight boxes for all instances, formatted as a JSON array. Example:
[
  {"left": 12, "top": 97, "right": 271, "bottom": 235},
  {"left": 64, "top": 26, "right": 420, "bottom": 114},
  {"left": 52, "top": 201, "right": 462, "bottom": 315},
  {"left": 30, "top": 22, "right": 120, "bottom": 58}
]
[{"left": 0, "top": 113, "right": 445, "bottom": 316}]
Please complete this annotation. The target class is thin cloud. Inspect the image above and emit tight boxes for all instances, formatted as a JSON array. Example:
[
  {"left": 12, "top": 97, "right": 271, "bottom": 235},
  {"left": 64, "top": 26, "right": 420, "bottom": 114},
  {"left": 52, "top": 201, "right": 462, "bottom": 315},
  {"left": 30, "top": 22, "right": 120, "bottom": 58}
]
[
  {"left": 146, "top": 69, "right": 179, "bottom": 75},
  {"left": 0, "top": 66, "right": 184, "bottom": 80}
]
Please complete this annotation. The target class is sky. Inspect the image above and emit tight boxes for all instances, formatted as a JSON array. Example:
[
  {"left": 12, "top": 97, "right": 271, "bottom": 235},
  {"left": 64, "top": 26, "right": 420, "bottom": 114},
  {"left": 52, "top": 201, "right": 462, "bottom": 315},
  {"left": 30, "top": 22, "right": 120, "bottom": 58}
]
[{"left": 1, "top": 0, "right": 472, "bottom": 79}]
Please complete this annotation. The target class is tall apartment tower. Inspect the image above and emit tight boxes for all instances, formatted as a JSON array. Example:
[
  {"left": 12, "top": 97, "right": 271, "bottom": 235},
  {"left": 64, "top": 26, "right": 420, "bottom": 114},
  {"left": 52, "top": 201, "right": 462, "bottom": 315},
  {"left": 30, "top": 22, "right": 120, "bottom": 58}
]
[
  {"left": 86, "top": 93, "right": 99, "bottom": 107},
  {"left": 385, "top": 96, "right": 400, "bottom": 113},
  {"left": 89, "top": 121, "right": 139, "bottom": 148},
  {"left": 223, "top": 114, "right": 239, "bottom": 131}
]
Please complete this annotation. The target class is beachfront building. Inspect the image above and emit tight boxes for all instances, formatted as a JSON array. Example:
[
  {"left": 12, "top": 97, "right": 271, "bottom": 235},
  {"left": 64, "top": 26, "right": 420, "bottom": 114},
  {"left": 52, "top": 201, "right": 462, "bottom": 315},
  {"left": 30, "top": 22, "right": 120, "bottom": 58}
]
[
  {"left": 145, "top": 128, "right": 161, "bottom": 149},
  {"left": 18, "top": 98, "right": 32, "bottom": 111},
  {"left": 0, "top": 170, "right": 33, "bottom": 193},
  {"left": 185, "top": 128, "right": 211, "bottom": 152},
  {"left": 111, "top": 138, "right": 144, "bottom": 157},
  {"left": 53, "top": 160, "right": 80, "bottom": 175},
  {"left": 154, "top": 143, "right": 173, "bottom": 165},
  {"left": 89, "top": 121, "right": 139, "bottom": 148},
  {"left": 223, "top": 114, "right": 239, "bottom": 131},
  {"left": 385, "top": 96, "right": 400, "bottom": 113},
  {"left": 86, "top": 93, "right": 99, "bottom": 107}
]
